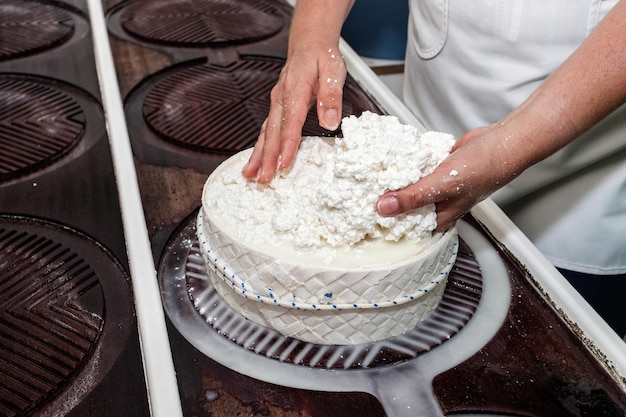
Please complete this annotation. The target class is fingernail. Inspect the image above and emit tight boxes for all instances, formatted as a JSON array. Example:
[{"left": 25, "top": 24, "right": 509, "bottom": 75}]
[
  {"left": 323, "top": 108, "right": 340, "bottom": 131},
  {"left": 377, "top": 195, "right": 399, "bottom": 215}
]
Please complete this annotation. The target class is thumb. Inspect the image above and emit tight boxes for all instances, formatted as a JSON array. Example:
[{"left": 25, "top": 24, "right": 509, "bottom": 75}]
[
  {"left": 376, "top": 176, "right": 467, "bottom": 233},
  {"left": 376, "top": 182, "right": 438, "bottom": 216}
]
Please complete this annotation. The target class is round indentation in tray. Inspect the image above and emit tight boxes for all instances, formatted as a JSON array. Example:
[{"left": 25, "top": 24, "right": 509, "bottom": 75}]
[
  {"left": 119, "top": 0, "right": 284, "bottom": 47},
  {"left": 0, "top": 216, "right": 134, "bottom": 417},
  {"left": 160, "top": 213, "right": 482, "bottom": 370},
  {"left": 142, "top": 57, "right": 382, "bottom": 154},
  {"left": 0, "top": 75, "right": 86, "bottom": 181},
  {"left": 0, "top": 0, "right": 75, "bottom": 60}
]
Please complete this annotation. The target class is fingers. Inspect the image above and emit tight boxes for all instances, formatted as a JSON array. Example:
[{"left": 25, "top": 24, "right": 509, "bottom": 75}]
[
  {"left": 376, "top": 187, "right": 426, "bottom": 217},
  {"left": 432, "top": 199, "right": 472, "bottom": 232},
  {"left": 243, "top": 65, "right": 312, "bottom": 183},
  {"left": 376, "top": 174, "right": 471, "bottom": 232},
  {"left": 376, "top": 125, "right": 511, "bottom": 233},
  {"left": 244, "top": 47, "right": 347, "bottom": 183},
  {"left": 241, "top": 120, "right": 268, "bottom": 179},
  {"left": 272, "top": 70, "right": 311, "bottom": 174},
  {"left": 376, "top": 151, "right": 482, "bottom": 232},
  {"left": 316, "top": 47, "right": 346, "bottom": 131}
]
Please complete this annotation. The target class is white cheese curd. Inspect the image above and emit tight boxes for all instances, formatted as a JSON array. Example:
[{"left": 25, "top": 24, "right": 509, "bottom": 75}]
[
  {"left": 205, "top": 111, "right": 454, "bottom": 267},
  {"left": 199, "top": 111, "right": 459, "bottom": 344}
]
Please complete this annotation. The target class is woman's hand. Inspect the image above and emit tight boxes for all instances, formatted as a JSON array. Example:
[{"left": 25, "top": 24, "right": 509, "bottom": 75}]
[
  {"left": 242, "top": 45, "right": 346, "bottom": 183},
  {"left": 377, "top": 0, "right": 626, "bottom": 232},
  {"left": 242, "top": 0, "right": 354, "bottom": 184},
  {"left": 376, "top": 124, "right": 525, "bottom": 232}
]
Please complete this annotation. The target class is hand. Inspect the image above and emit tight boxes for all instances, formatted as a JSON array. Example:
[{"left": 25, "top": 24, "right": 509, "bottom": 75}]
[
  {"left": 242, "top": 45, "right": 347, "bottom": 183},
  {"left": 241, "top": 0, "right": 354, "bottom": 183},
  {"left": 376, "top": 0, "right": 626, "bottom": 232},
  {"left": 376, "top": 125, "right": 521, "bottom": 232}
]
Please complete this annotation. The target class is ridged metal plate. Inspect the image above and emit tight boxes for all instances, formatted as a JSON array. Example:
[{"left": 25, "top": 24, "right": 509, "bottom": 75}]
[
  {"left": 119, "top": 0, "right": 284, "bottom": 47},
  {"left": 0, "top": 75, "right": 85, "bottom": 181},
  {"left": 0, "top": 0, "right": 75, "bottom": 60},
  {"left": 142, "top": 57, "right": 379, "bottom": 154},
  {"left": 0, "top": 216, "right": 134, "bottom": 417}
]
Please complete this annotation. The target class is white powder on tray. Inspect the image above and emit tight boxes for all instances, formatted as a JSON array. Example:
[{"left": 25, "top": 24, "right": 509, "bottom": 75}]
[{"left": 206, "top": 111, "right": 454, "bottom": 251}]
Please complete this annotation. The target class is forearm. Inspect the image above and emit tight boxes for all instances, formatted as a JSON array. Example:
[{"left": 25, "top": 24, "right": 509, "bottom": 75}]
[
  {"left": 288, "top": 0, "right": 354, "bottom": 56},
  {"left": 376, "top": 1, "right": 626, "bottom": 229},
  {"left": 495, "top": 0, "right": 626, "bottom": 175}
]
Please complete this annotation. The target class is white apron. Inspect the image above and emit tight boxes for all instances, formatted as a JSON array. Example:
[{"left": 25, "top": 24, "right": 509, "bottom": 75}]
[{"left": 404, "top": 0, "right": 626, "bottom": 274}]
